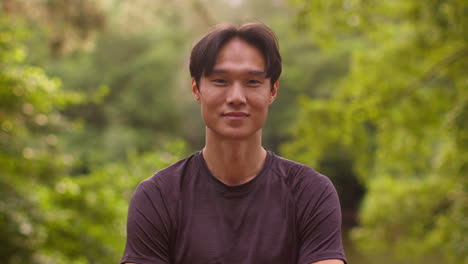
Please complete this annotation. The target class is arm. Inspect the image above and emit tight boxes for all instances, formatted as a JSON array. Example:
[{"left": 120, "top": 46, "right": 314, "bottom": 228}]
[
  {"left": 296, "top": 170, "right": 347, "bottom": 264},
  {"left": 311, "top": 260, "right": 344, "bottom": 264},
  {"left": 120, "top": 180, "right": 172, "bottom": 264}
]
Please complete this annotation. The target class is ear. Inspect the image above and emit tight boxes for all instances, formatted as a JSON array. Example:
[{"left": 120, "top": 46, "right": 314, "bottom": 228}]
[
  {"left": 269, "top": 80, "right": 279, "bottom": 104},
  {"left": 192, "top": 78, "right": 201, "bottom": 104}
]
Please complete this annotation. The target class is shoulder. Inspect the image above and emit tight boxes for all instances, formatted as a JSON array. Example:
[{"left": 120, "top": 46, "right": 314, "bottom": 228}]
[
  {"left": 271, "top": 153, "right": 334, "bottom": 194},
  {"left": 270, "top": 155, "right": 346, "bottom": 264},
  {"left": 135, "top": 152, "right": 201, "bottom": 200}
]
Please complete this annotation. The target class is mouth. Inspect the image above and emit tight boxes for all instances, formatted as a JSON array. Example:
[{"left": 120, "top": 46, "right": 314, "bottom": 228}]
[{"left": 222, "top": 112, "right": 250, "bottom": 120}]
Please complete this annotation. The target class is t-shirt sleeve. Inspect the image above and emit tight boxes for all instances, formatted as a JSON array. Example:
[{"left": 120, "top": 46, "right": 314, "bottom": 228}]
[
  {"left": 120, "top": 179, "right": 172, "bottom": 264},
  {"left": 296, "top": 170, "right": 347, "bottom": 264}
]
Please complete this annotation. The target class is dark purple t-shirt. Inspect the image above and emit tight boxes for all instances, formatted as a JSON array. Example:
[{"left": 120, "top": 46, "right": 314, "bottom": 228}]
[{"left": 121, "top": 151, "right": 347, "bottom": 264}]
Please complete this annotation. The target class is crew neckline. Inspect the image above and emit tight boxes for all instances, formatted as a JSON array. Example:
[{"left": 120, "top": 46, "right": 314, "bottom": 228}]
[{"left": 198, "top": 150, "right": 273, "bottom": 195}]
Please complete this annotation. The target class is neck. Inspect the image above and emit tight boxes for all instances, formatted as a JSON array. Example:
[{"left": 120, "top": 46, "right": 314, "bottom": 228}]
[{"left": 203, "top": 129, "right": 267, "bottom": 186}]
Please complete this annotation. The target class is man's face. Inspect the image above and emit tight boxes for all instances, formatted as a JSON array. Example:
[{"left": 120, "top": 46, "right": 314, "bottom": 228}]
[{"left": 192, "top": 38, "right": 278, "bottom": 140}]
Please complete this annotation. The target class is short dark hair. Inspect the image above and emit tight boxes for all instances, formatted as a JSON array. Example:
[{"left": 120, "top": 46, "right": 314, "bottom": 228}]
[{"left": 190, "top": 23, "right": 282, "bottom": 89}]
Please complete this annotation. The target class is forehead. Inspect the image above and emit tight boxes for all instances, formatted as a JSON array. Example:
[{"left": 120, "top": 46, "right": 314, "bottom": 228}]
[{"left": 213, "top": 38, "right": 265, "bottom": 71}]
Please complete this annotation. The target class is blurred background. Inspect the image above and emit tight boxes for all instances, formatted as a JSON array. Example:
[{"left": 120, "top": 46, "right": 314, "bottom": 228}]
[{"left": 1, "top": 0, "right": 466, "bottom": 263}]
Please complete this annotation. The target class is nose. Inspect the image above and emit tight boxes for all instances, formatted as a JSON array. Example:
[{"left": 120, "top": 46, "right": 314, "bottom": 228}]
[{"left": 226, "top": 82, "right": 246, "bottom": 106}]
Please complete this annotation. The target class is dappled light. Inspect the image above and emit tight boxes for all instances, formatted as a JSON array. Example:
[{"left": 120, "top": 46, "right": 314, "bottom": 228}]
[{"left": 1, "top": 0, "right": 466, "bottom": 263}]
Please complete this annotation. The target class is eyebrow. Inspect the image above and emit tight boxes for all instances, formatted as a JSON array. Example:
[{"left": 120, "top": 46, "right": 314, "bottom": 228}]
[{"left": 212, "top": 68, "right": 266, "bottom": 76}]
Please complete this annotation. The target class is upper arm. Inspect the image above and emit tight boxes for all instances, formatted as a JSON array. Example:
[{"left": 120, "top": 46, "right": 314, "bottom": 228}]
[
  {"left": 310, "top": 259, "right": 345, "bottom": 264},
  {"left": 295, "top": 172, "right": 347, "bottom": 264},
  {"left": 120, "top": 180, "right": 173, "bottom": 264}
]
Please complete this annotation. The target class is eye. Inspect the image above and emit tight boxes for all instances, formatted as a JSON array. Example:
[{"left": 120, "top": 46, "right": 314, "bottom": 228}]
[
  {"left": 212, "top": 79, "right": 227, "bottom": 86},
  {"left": 247, "top": 80, "right": 262, "bottom": 87}
]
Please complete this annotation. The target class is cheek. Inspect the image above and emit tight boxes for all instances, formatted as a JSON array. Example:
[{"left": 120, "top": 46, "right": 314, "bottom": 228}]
[
  {"left": 201, "top": 94, "right": 222, "bottom": 110},
  {"left": 200, "top": 95, "right": 222, "bottom": 120},
  {"left": 248, "top": 93, "right": 271, "bottom": 111}
]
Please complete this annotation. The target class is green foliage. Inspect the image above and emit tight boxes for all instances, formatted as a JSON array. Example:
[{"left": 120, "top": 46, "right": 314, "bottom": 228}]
[
  {"left": 39, "top": 25, "right": 189, "bottom": 165},
  {"left": 36, "top": 140, "right": 186, "bottom": 263},
  {"left": 5, "top": 0, "right": 106, "bottom": 55},
  {"left": 0, "top": 15, "right": 79, "bottom": 263},
  {"left": 284, "top": 0, "right": 467, "bottom": 262},
  {"left": 4, "top": 0, "right": 466, "bottom": 263},
  {"left": 0, "top": 13, "right": 187, "bottom": 263},
  {"left": 263, "top": 19, "right": 351, "bottom": 151}
]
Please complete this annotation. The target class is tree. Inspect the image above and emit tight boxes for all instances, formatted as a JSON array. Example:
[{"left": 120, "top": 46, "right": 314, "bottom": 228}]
[
  {"left": 7, "top": 0, "right": 195, "bottom": 166},
  {"left": 0, "top": 13, "right": 186, "bottom": 263},
  {"left": 36, "top": 141, "right": 186, "bottom": 263},
  {"left": 3, "top": 0, "right": 106, "bottom": 55},
  {"left": 0, "top": 15, "right": 80, "bottom": 263},
  {"left": 283, "top": 0, "right": 467, "bottom": 262}
]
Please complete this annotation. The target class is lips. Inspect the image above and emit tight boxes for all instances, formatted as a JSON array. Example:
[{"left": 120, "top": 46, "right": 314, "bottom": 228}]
[
  {"left": 222, "top": 112, "right": 250, "bottom": 119},
  {"left": 223, "top": 112, "right": 249, "bottom": 117}
]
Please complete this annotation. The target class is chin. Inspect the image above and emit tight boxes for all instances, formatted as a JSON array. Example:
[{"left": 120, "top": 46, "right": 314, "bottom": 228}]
[{"left": 209, "top": 127, "right": 262, "bottom": 140}]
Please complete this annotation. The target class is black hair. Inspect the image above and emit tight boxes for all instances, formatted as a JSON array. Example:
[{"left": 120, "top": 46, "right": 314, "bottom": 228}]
[{"left": 189, "top": 23, "right": 282, "bottom": 89}]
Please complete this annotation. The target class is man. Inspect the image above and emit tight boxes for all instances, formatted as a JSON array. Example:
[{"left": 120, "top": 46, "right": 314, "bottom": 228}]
[{"left": 121, "top": 23, "right": 347, "bottom": 264}]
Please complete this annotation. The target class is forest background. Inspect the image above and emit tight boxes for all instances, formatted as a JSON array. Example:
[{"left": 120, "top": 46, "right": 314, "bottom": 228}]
[{"left": 1, "top": 0, "right": 466, "bottom": 263}]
